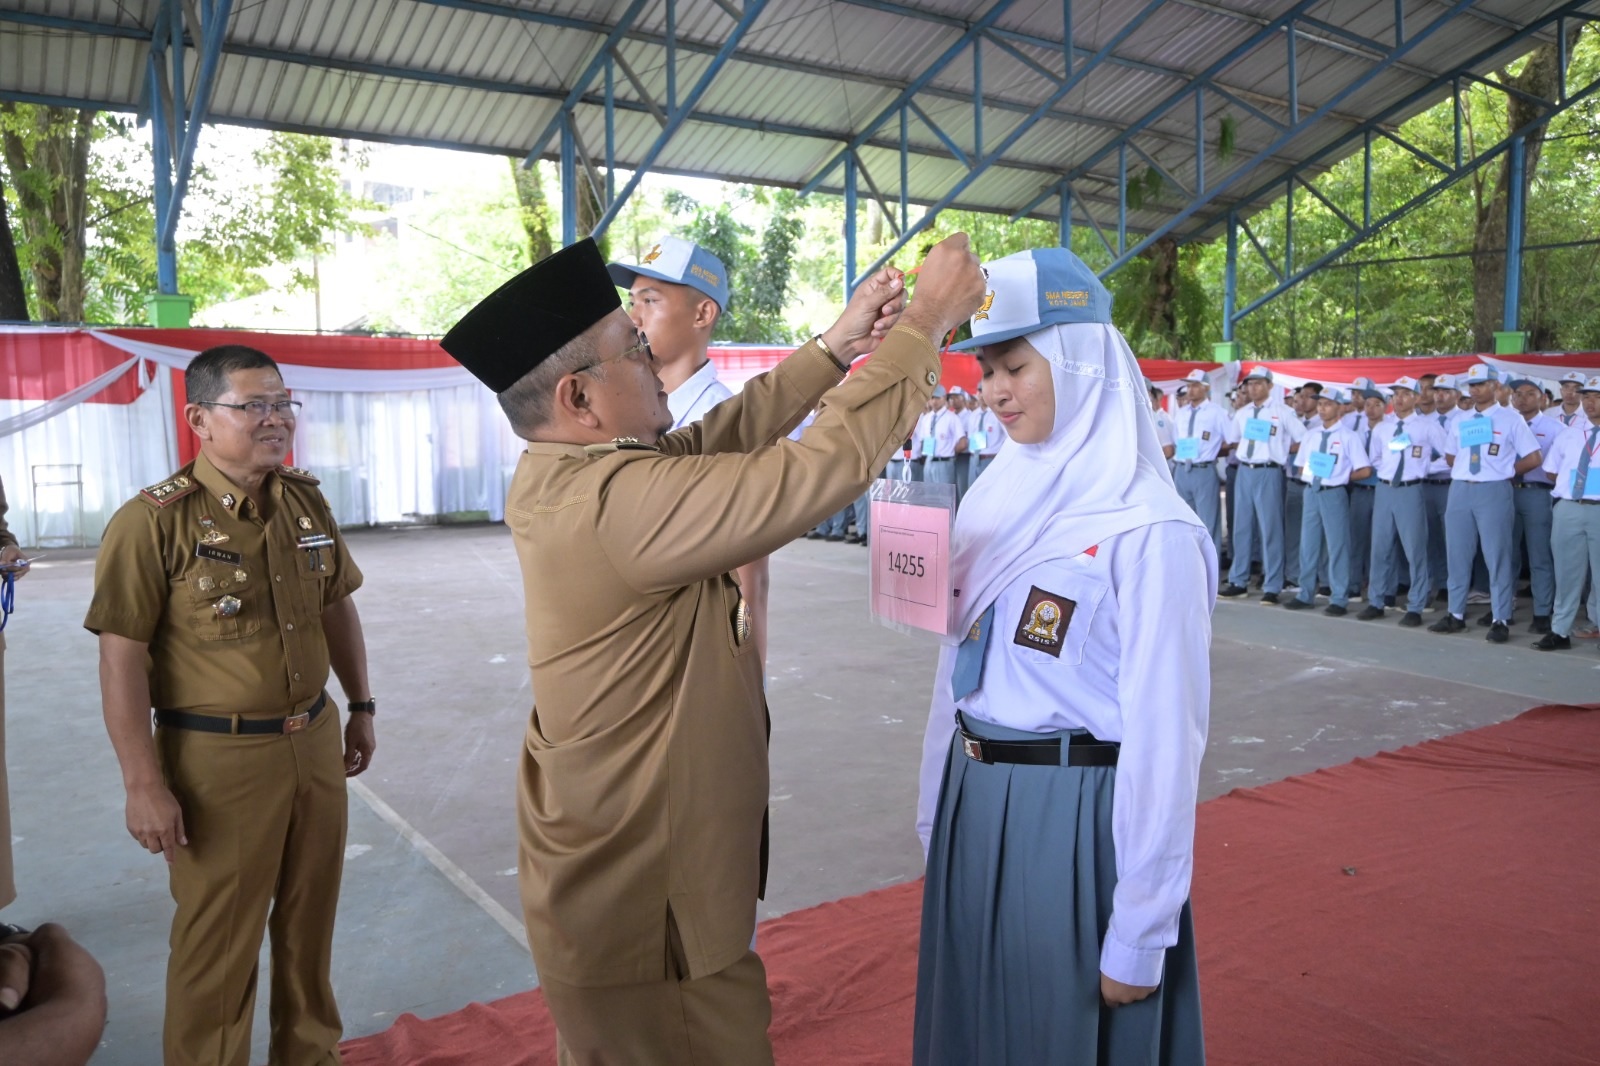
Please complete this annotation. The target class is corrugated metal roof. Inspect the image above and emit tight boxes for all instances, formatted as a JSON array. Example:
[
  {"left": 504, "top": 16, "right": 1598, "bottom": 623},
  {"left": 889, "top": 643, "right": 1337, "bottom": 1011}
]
[{"left": 0, "top": 0, "right": 1586, "bottom": 246}]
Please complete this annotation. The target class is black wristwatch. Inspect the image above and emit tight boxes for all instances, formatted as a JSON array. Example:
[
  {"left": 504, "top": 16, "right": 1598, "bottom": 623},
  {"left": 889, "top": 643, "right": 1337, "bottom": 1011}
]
[{"left": 348, "top": 698, "right": 377, "bottom": 715}]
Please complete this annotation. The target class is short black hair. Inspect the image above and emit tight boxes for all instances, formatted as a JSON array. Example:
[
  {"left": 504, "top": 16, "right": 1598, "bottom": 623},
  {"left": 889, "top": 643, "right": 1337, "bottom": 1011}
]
[
  {"left": 1300, "top": 382, "right": 1323, "bottom": 395},
  {"left": 1419, "top": 373, "right": 1437, "bottom": 384},
  {"left": 186, "top": 346, "right": 282, "bottom": 404}
]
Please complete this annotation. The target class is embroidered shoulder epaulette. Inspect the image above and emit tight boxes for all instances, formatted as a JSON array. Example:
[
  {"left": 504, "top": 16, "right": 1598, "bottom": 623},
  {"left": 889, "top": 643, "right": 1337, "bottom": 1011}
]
[
  {"left": 583, "top": 437, "right": 659, "bottom": 457},
  {"left": 139, "top": 474, "right": 200, "bottom": 508},
  {"left": 279, "top": 465, "right": 321, "bottom": 484}
]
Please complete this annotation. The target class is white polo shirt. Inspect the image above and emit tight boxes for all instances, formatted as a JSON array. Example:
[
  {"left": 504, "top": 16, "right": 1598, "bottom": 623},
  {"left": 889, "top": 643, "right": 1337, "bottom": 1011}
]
[
  {"left": 1231, "top": 400, "right": 1306, "bottom": 466},
  {"left": 921, "top": 408, "right": 965, "bottom": 459},
  {"left": 1294, "top": 422, "right": 1373, "bottom": 487},
  {"left": 1542, "top": 421, "right": 1600, "bottom": 501},
  {"left": 1518, "top": 412, "right": 1566, "bottom": 486},
  {"left": 667, "top": 358, "right": 735, "bottom": 429},
  {"left": 1444, "top": 404, "right": 1540, "bottom": 482},
  {"left": 970, "top": 409, "right": 1006, "bottom": 457},
  {"left": 1173, "top": 401, "right": 1232, "bottom": 463},
  {"left": 1370, "top": 414, "right": 1445, "bottom": 484}
]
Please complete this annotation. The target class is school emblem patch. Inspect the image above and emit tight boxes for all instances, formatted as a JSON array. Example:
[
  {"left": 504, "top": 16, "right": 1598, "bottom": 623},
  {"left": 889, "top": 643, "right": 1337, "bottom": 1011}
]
[
  {"left": 1488, "top": 443, "right": 1501, "bottom": 456},
  {"left": 642, "top": 243, "right": 663, "bottom": 264},
  {"left": 974, "top": 289, "right": 995, "bottom": 321},
  {"left": 1013, "top": 586, "right": 1075, "bottom": 658},
  {"left": 1411, "top": 445, "right": 1423, "bottom": 458}
]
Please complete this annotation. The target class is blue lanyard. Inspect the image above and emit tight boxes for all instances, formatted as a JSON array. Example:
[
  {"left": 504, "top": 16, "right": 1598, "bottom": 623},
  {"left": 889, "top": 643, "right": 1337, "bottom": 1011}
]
[{"left": 0, "top": 569, "right": 14, "bottom": 633}]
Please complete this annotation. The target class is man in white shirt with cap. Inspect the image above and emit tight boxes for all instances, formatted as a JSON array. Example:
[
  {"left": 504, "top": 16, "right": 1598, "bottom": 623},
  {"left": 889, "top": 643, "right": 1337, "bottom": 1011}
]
[
  {"left": 920, "top": 386, "right": 966, "bottom": 496},
  {"left": 1555, "top": 372, "right": 1587, "bottom": 427},
  {"left": 1220, "top": 365, "right": 1305, "bottom": 605},
  {"left": 1534, "top": 375, "right": 1600, "bottom": 651},
  {"left": 1429, "top": 364, "right": 1543, "bottom": 642},
  {"left": 1283, "top": 388, "right": 1374, "bottom": 616},
  {"left": 1147, "top": 381, "right": 1176, "bottom": 461},
  {"left": 1359, "top": 377, "right": 1445, "bottom": 625},
  {"left": 1170, "top": 368, "right": 1231, "bottom": 556},
  {"left": 609, "top": 236, "right": 772, "bottom": 661},
  {"left": 947, "top": 387, "right": 976, "bottom": 504},
  {"left": 967, "top": 391, "right": 1006, "bottom": 483},
  {"left": 1509, "top": 376, "right": 1565, "bottom": 633}
]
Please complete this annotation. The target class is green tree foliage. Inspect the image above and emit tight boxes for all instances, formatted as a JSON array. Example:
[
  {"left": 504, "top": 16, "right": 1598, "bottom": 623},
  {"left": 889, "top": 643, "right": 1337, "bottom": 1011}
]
[{"left": 667, "top": 186, "right": 804, "bottom": 343}]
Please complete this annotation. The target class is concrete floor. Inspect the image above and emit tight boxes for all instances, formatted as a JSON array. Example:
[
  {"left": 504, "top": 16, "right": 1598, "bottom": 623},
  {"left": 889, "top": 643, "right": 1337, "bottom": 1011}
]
[{"left": 2, "top": 524, "right": 1594, "bottom": 1064}]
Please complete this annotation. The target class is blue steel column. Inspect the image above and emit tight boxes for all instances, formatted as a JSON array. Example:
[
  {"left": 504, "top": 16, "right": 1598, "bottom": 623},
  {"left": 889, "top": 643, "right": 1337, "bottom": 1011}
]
[
  {"left": 899, "top": 107, "right": 909, "bottom": 233},
  {"left": 844, "top": 152, "right": 858, "bottom": 299},
  {"left": 1223, "top": 210, "right": 1237, "bottom": 342},
  {"left": 973, "top": 41, "right": 983, "bottom": 158},
  {"left": 604, "top": 57, "right": 616, "bottom": 204},
  {"left": 1503, "top": 135, "right": 1526, "bottom": 333},
  {"left": 1059, "top": 185, "right": 1071, "bottom": 249},
  {"left": 149, "top": 57, "right": 177, "bottom": 294},
  {"left": 560, "top": 114, "right": 578, "bottom": 246}
]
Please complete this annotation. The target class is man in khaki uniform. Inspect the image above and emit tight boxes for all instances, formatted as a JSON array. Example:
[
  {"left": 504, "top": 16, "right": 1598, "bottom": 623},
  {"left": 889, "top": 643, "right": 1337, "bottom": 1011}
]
[
  {"left": 441, "top": 235, "right": 984, "bottom": 1064},
  {"left": 85, "top": 345, "right": 377, "bottom": 1066},
  {"left": 0, "top": 474, "right": 28, "bottom": 911}
]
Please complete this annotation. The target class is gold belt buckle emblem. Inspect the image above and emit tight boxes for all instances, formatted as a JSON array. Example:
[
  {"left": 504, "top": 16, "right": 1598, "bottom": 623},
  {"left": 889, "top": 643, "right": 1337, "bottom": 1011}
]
[{"left": 282, "top": 712, "right": 310, "bottom": 734}]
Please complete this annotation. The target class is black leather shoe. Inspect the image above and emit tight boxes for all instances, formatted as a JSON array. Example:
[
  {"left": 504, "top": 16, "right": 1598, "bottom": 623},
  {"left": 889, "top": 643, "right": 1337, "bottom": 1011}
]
[
  {"left": 1357, "top": 605, "right": 1385, "bottom": 621},
  {"left": 1281, "top": 596, "right": 1311, "bottom": 610},
  {"left": 824, "top": 534, "right": 844, "bottom": 542},
  {"left": 1486, "top": 622, "right": 1509, "bottom": 644},
  {"left": 1429, "top": 615, "right": 1467, "bottom": 634},
  {"left": 1531, "top": 616, "right": 1551, "bottom": 634},
  {"left": 1476, "top": 611, "right": 1494, "bottom": 627},
  {"left": 1398, "top": 612, "right": 1423, "bottom": 628},
  {"left": 1533, "top": 632, "right": 1571, "bottom": 651},
  {"left": 1219, "top": 584, "right": 1248, "bottom": 598},
  {"left": 1260, "top": 592, "right": 1280, "bottom": 605},
  {"left": 1324, "top": 604, "right": 1348, "bottom": 617}
]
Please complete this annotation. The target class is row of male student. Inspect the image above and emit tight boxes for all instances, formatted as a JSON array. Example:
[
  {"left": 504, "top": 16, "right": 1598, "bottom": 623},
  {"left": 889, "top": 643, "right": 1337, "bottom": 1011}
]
[{"left": 1162, "top": 363, "right": 1600, "bottom": 650}]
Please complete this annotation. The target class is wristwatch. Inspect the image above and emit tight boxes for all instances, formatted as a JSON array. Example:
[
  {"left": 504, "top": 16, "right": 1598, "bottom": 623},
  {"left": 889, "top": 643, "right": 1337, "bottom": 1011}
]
[{"left": 348, "top": 699, "right": 377, "bottom": 715}]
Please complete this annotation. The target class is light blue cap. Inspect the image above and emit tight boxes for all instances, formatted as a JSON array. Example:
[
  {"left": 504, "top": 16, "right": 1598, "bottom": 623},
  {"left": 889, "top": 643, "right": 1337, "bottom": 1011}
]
[
  {"left": 1463, "top": 362, "right": 1498, "bottom": 385},
  {"left": 949, "top": 247, "right": 1112, "bottom": 351},
  {"left": 1242, "top": 365, "right": 1274, "bottom": 382},
  {"left": 1321, "top": 386, "right": 1350, "bottom": 405},
  {"left": 932, "top": 385, "right": 947, "bottom": 398},
  {"left": 607, "top": 236, "right": 731, "bottom": 310}
]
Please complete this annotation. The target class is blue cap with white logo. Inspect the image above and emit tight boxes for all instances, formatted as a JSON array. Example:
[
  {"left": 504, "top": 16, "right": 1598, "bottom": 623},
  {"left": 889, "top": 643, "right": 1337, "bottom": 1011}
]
[
  {"left": 1242, "top": 365, "right": 1274, "bottom": 383},
  {"left": 607, "top": 236, "right": 731, "bottom": 310},
  {"left": 949, "top": 247, "right": 1112, "bottom": 351},
  {"left": 1463, "top": 363, "right": 1498, "bottom": 385}
]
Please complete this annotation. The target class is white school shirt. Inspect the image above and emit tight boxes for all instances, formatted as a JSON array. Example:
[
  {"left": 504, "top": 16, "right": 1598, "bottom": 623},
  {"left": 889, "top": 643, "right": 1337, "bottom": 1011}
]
[
  {"left": 1293, "top": 422, "right": 1373, "bottom": 487},
  {"left": 922, "top": 409, "right": 965, "bottom": 459},
  {"left": 1370, "top": 415, "right": 1444, "bottom": 484},
  {"left": 667, "top": 359, "right": 735, "bottom": 429},
  {"left": 1543, "top": 421, "right": 1600, "bottom": 501},
  {"left": 1445, "top": 405, "right": 1541, "bottom": 482},
  {"left": 1518, "top": 412, "right": 1566, "bottom": 486},
  {"left": 1423, "top": 409, "right": 1460, "bottom": 477},
  {"left": 1556, "top": 407, "right": 1585, "bottom": 428},
  {"left": 1174, "top": 402, "right": 1232, "bottom": 463},
  {"left": 1152, "top": 409, "right": 1175, "bottom": 449},
  {"left": 916, "top": 521, "right": 1216, "bottom": 987},
  {"left": 970, "top": 409, "right": 1007, "bottom": 456},
  {"left": 912, "top": 411, "right": 933, "bottom": 456},
  {"left": 1232, "top": 400, "right": 1306, "bottom": 465}
]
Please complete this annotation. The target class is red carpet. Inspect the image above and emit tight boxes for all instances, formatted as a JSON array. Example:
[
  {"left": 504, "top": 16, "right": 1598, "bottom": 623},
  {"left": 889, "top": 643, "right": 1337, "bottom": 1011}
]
[{"left": 343, "top": 704, "right": 1600, "bottom": 1065}]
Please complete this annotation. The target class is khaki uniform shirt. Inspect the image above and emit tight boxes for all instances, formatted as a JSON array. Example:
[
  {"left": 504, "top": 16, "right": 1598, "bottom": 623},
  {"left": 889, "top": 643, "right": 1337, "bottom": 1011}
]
[
  {"left": 509, "top": 328, "right": 938, "bottom": 987},
  {"left": 0, "top": 475, "right": 17, "bottom": 552},
  {"left": 84, "top": 453, "right": 361, "bottom": 716}
]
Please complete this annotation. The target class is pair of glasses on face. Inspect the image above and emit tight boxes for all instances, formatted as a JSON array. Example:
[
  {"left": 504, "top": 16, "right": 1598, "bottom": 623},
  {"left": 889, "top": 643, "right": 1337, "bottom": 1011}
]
[
  {"left": 576, "top": 332, "right": 653, "bottom": 375},
  {"left": 199, "top": 400, "right": 303, "bottom": 419}
]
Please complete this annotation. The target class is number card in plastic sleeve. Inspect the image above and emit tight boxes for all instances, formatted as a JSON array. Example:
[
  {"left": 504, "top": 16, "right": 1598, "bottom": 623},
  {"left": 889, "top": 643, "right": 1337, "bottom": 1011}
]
[{"left": 868, "top": 478, "right": 957, "bottom": 636}]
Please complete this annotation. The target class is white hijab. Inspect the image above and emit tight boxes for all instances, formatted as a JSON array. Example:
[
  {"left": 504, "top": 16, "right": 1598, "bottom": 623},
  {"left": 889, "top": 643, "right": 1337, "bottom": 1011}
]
[{"left": 946, "top": 322, "right": 1203, "bottom": 642}]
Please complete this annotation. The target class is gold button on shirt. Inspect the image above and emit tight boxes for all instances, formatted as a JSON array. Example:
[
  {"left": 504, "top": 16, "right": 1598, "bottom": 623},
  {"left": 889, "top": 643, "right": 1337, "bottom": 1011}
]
[{"left": 84, "top": 453, "right": 362, "bottom": 716}]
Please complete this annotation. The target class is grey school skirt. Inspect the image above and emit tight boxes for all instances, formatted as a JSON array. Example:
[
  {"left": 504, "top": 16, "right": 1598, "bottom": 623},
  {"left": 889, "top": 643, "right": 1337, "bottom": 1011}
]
[{"left": 914, "top": 714, "right": 1205, "bottom": 1066}]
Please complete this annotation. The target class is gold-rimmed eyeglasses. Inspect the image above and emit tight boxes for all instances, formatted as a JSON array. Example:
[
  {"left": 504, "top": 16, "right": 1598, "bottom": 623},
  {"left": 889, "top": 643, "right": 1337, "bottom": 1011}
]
[{"left": 575, "top": 332, "right": 653, "bottom": 375}]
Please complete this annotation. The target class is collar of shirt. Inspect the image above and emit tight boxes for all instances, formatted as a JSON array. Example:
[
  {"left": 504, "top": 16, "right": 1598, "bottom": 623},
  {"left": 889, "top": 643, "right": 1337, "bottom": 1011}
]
[
  {"left": 192, "top": 452, "right": 280, "bottom": 519},
  {"left": 667, "top": 358, "right": 725, "bottom": 428}
]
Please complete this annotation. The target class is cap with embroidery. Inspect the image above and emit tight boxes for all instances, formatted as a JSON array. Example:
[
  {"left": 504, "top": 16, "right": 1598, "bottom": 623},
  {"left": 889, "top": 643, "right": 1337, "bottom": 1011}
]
[
  {"left": 1320, "top": 387, "right": 1350, "bottom": 405},
  {"left": 932, "top": 385, "right": 948, "bottom": 399},
  {"left": 1242, "top": 366, "right": 1274, "bottom": 383},
  {"left": 1176, "top": 384, "right": 1189, "bottom": 397},
  {"left": 1559, "top": 371, "right": 1586, "bottom": 384},
  {"left": 948, "top": 386, "right": 967, "bottom": 396},
  {"left": 1183, "top": 368, "right": 1209, "bottom": 384},
  {"left": 1389, "top": 376, "right": 1420, "bottom": 392},
  {"left": 1357, "top": 387, "right": 1386, "bottom": 402},
  {"left": 1506, "top": 376, "right": 1540, "bottom": 391},
  {"left": 1351, "top": 376, "right": 1374, "bottom": 390},
  {"left": 1582, "top": 375, "right": 1600, "bottom": 393},
  {"left": 1462, "top": 363, "right": 1498, "bottom": 385},
  {"left": 949, "top": 247, "right": 1112, "bottom": 350},
  {"left": 606, "top": 236, "right": 731, "bottom": 310},
  {"left": 1433, "top": 373, "right": 1459, "bottom": 391},
  {"left": 441, "top": 238, "right": 620, "bottom": 394}
]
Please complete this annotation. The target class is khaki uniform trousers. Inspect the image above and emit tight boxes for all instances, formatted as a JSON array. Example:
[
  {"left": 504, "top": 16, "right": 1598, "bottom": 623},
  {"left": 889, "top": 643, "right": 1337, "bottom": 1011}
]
[
  {"left": 542, "top": 936, "right": 774, "bottom": 1066},
  {"left": 0, "top": 634, "right": 13, "bottom": 910},
  {"left": 156, "top": 703, "right": 347, "bottom": 1066}
]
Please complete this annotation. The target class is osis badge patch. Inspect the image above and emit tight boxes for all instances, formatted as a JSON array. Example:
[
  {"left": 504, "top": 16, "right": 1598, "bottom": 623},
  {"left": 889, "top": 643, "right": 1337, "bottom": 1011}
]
[
  {"left": 1013, "top": 586, "right": 1075, "bottom": 658},
  {"left": 1488, "top": 443, "right": 1501, "bottom": 456}
]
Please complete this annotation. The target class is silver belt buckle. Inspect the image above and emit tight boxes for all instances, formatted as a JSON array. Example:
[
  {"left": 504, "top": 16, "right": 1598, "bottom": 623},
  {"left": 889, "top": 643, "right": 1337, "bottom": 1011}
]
[
  {"left": 282, "top": 712, "right": 311, "bottom": 734},
  {"left": 961, "top": 734, "right": 987, "bottom": 763}
]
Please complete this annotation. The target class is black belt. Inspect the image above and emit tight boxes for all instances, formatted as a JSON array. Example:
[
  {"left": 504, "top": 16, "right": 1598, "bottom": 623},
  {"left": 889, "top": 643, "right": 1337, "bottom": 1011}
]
[
  {"left": 1559, "top": 497, "right": 1600, "bottom": 506},
  {"left": 1382, "top": 480, "right": 1423, "bottom": 488},
  {"left": 1178, "top": 460, "right": 1216, "bottom": 468},
  {"left": 1349, "top": 483, "right": 1375, "bottom": 490},
  {"left": 1241, "top": 461, "right": 1281, "bottom": 468},
  {"left": 1425, "top": 478, "right": 1452, "bottom": 485},
  {"left": 1513, "top": 482, "right": 1552, "bottom": 489},
  {"left": 928, "top": 456, "right": 953, "bottom": 462},
  {"left": 155, "top": 693, "right": 327, "bottom": 736},
  {"left": 957, "top": 716, "right": 1119, "bottom": 768}
]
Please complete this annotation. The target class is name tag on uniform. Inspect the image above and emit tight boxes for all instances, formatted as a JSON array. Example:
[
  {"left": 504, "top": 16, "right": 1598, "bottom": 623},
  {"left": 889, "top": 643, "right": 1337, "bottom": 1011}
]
[
  {"left": 1308, "top": 451, "right": 1337, "bottom": 479},
  {"left": 969, "top": 431, "right": 988, "bottom": 451},
  {"left": 1175, "top": 437, "right": 1201, "bottom": 461},
  {"left": 1388, "top": 434, "right": 1411, "bottom": 452},
  {"left": 195, "top": 543, "right": 243, "bottom": 565},
  {"left": 1244, "top": 418, "right": 1272, "bottom": 442},
  {"left": 1459, "top": 418, "right": 1493, "bottom": 448},
  {"left": 921, "top": 436, "right": 936, "bottom": 458}
]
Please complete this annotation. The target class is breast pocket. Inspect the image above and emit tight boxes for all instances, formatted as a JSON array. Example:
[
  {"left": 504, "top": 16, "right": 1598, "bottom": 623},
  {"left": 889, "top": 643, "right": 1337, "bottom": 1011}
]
[
  {"left": 1007, "top": 576, "right": 1107, "bottom": 668},
  {"left": 181, "top": 569, "right": 262, "bottom": 642}
]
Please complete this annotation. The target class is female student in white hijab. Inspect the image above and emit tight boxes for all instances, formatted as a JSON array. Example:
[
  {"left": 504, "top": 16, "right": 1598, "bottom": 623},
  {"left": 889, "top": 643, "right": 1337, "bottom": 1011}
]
[{"left": 913, "top": 248, "right": 1215, "bottom": 1066}]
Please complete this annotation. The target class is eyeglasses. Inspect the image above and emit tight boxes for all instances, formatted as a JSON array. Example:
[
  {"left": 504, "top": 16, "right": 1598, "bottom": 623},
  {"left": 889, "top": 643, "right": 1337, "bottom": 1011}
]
[
  {"left": 199, "top": 400, "right": 303, "bottom": 419},
  {"left": 575, "top": 332, "right": 653, "bottom": 375}
]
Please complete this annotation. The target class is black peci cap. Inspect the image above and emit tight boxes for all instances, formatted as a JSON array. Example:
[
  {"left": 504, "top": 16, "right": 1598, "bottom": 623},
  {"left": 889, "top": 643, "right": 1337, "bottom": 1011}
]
[{"left": 440, "top": 238, "right": 621, "bottom": 393}]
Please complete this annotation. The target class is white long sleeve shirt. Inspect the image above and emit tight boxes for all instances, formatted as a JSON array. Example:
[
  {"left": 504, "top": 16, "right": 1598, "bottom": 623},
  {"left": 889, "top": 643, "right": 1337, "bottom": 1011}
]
[{"left": 917, "top": 521, "right": 1216, "bottom": 988}]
